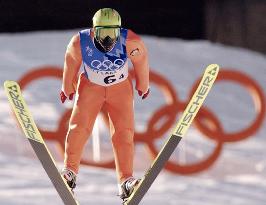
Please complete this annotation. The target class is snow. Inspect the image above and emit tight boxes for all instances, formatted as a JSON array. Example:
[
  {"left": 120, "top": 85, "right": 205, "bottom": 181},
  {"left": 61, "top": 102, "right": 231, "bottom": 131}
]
[{"left": 0, "top": 29, "right": 266, "bottom": 205}]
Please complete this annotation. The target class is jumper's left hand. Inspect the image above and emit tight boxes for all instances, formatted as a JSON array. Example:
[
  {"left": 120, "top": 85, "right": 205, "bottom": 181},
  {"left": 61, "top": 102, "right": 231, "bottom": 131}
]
[
  {"left": 60, "top": 90, "right": 74, "bottom": 103},
  {"left": 138, "top": 88, "right": 150, "bottom": 100}
]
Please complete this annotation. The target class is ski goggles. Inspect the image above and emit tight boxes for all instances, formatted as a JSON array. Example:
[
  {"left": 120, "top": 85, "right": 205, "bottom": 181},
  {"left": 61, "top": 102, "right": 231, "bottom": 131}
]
[{"left": 94, "top": 26, "right": 121, "bottom": 41}]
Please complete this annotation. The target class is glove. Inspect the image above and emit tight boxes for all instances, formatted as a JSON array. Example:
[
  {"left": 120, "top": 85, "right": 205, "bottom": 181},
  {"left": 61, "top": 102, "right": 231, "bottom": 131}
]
[
  {"left": 60, "top": 91, "right": 74, "bottom": 103},
  {"left": 138, "top": 88, "right": 150, "bottom": 100}
]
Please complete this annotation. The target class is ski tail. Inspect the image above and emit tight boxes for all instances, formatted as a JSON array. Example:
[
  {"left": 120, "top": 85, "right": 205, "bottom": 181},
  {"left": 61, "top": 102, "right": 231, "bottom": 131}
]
[
  {"left": 124, "top": 64, "right": 220, "bottom": 205},
  {"left": 4, "top": 80, "right": 79, "bottom": 205}
]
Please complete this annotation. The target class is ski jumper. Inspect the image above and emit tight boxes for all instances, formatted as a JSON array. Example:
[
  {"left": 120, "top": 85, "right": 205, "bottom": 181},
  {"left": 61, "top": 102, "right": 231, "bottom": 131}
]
[{"left": 62, "top": 28, "right": 149, "bottom": 183}]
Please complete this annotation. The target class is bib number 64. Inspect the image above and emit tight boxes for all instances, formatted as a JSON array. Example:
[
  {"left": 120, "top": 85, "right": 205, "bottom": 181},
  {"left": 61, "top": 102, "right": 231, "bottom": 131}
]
[{"left": 104, "top": 74, "right": 124, "bottom": 84}]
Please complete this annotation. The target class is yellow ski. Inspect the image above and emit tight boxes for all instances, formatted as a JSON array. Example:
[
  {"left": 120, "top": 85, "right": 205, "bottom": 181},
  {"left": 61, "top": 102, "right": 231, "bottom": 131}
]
[{"left": 4, "top": 80, "right": 79, "bottom": 205}]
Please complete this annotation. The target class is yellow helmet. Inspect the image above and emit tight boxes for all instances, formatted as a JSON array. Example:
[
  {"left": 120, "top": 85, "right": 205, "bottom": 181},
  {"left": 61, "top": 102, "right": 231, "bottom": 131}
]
[{"left": 92, "top": 8, "right": 121, "bottom": 28}]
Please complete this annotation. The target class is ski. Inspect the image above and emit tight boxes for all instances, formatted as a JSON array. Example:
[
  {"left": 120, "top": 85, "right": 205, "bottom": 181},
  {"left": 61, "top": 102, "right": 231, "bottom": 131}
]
[
  {"left": 124, "top": 64, "right": 220, "bottom": 205},
  {"left": 4, "top": 81, "right": 79, "bottom": 205}
]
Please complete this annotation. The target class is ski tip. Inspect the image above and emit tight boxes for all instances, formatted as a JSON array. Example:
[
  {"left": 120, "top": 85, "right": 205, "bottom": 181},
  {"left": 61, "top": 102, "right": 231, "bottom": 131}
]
[
  {"left": 4, "top": 80, "right": 18, "bottom": 87},
  {"left": 206, "top": 64, "right": 220, "bottom": 71},
  {"left": 205, "top": 64, "right": 220, "bottom": 77},
  {"left": 4, "top": 80, "right": 11, "bottom": 87},
  {"left": 209, "top": 63, "right": 219, "bottom": 67}
]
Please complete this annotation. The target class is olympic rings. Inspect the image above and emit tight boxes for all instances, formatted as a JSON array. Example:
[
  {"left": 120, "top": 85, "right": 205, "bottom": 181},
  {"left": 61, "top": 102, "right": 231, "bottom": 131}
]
[
  {"left": 17, "top": 66, "right": 266, "bottom": 174},
  {"left": 91, "top": 59, "right": 124, "bottom": 71}
]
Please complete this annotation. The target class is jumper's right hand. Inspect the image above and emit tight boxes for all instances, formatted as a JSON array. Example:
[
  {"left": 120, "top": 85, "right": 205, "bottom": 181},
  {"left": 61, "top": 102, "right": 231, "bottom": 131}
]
[{"left": 60, "top": 90, "right": 74, "bottom": 103}]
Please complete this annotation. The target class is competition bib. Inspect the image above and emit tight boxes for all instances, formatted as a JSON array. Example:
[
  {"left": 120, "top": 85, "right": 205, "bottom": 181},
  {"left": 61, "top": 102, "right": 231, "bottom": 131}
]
[
  {"left": 79, "top": 28, "right": 129, "bottom": 86},
  {"left": 84, "top": 60, "right": 128, "bottom": 86}
]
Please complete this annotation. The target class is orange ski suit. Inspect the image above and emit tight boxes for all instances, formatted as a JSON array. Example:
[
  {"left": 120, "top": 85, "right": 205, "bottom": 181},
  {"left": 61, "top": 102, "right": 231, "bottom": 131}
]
[{"left": 61, "top": 29, "right": 149, "bottom": 183}]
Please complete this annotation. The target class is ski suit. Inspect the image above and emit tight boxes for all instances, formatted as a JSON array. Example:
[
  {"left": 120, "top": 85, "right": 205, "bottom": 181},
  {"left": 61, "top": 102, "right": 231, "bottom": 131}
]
[{"left": 61, "top": 28, "right": 149, "bottom": 183}]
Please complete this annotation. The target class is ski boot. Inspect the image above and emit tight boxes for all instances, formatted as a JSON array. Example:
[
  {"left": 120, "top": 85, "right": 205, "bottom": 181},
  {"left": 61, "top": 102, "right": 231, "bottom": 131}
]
[
  {"left": 119, "top": 177, "right": 141, "bottom": 203},
  {"left": 61, "top": 168, "right": 77, "bottom": 193}
]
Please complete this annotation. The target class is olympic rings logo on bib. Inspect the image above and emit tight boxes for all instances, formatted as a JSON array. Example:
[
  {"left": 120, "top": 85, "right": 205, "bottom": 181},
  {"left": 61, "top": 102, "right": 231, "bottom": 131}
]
[{"left": 91, "top": 59, "right": 125, "bottom": 71}]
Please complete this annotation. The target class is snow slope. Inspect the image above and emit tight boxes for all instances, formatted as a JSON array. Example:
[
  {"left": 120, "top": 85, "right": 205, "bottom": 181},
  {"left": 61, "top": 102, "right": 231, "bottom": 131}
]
[{"left": 0, "top": 30, "right": 265, "bottom": 205}]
